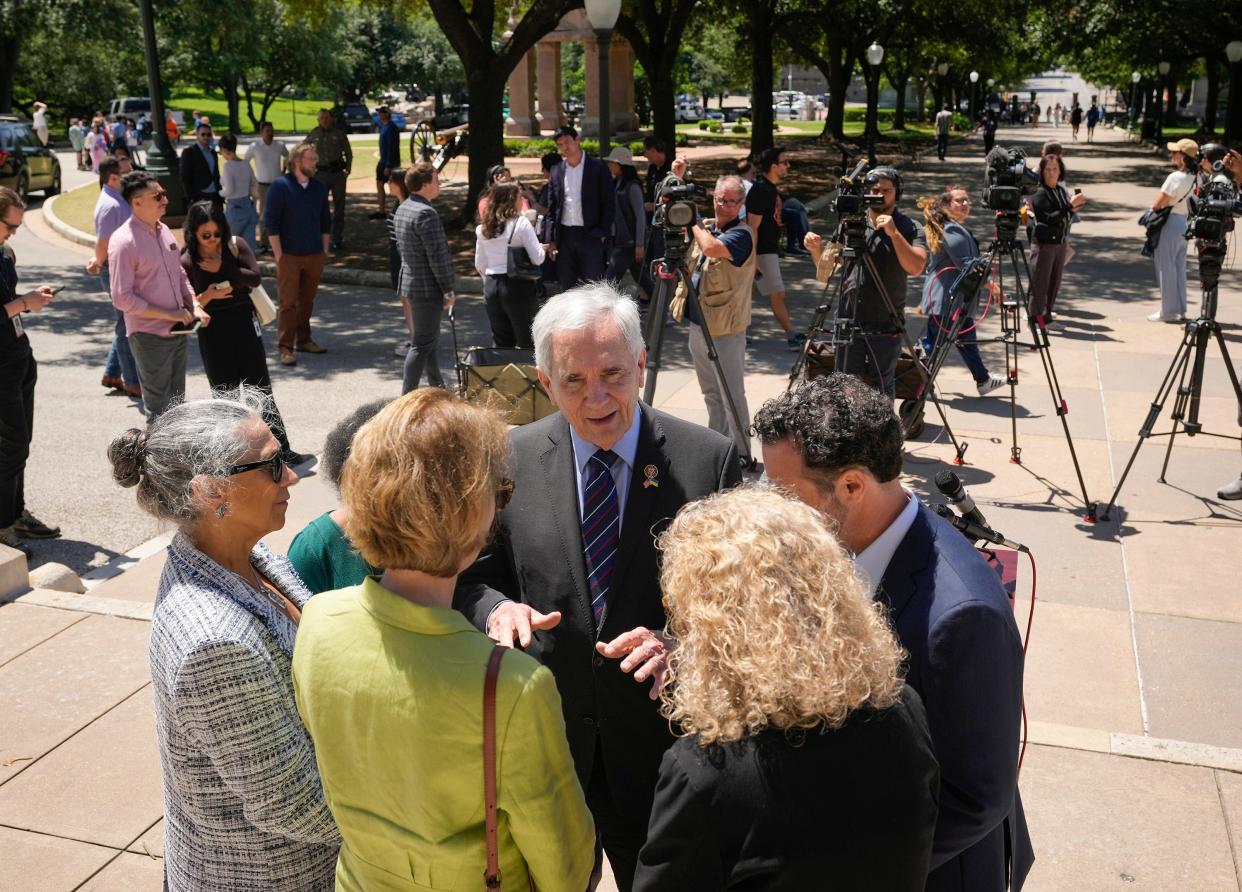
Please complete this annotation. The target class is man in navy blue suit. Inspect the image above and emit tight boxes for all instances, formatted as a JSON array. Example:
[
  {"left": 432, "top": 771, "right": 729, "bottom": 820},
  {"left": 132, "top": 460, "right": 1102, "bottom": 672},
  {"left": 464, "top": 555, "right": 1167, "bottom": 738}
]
[
  {"left": 754, "top": 373, "right": 1034, "bottom": 892},
  {"left": 546, "top": 125, "right": 616, "bottom": 287}
]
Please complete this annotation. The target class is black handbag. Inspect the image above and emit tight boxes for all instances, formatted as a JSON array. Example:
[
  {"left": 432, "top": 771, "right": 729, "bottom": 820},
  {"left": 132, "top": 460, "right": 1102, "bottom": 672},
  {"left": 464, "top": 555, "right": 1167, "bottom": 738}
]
[{"left": 506, "top": 221, "right": 543, "bottom": 281}]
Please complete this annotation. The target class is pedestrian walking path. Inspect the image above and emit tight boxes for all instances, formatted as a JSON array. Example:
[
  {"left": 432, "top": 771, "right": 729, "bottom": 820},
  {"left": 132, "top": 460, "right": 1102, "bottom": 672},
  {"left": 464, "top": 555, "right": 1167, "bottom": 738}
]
[{"left": 2, "top": 123, "right": 1241, "bottom": 890}]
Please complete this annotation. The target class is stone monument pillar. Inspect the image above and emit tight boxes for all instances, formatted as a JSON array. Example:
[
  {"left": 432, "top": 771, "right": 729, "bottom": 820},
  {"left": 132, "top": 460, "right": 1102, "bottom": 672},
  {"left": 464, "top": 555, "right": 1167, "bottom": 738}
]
[
  {"left": 505, "top": 48, "right": 539, "bottom": 137},
  {"left": 536, "top": 42, "right": 565, "bottom": 132}
]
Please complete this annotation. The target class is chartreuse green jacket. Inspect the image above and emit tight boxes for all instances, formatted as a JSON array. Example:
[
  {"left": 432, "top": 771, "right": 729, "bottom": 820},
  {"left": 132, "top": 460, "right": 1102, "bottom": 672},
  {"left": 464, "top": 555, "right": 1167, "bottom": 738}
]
[{"left": 293, "top": 577, "right": 595, "bottom": 892}]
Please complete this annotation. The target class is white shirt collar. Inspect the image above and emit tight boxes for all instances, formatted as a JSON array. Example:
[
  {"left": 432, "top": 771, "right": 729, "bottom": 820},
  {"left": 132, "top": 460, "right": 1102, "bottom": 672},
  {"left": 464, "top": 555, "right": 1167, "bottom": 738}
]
[
  {"left": 568, "top": 404, "right": 642, "bottom": 476},
  {"left": 854, "top": 488, "right": 918, "bottom": 594}
]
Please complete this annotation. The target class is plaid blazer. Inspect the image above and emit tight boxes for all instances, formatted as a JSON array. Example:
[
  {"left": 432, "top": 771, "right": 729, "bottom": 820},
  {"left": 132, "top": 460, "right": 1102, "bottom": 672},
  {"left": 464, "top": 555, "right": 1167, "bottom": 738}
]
[
  {"left": 394, "top": 194, "right": 456, "bottom": 303},
  {"left": 150, "top": 532, "right": 341, "bottom": 891}
]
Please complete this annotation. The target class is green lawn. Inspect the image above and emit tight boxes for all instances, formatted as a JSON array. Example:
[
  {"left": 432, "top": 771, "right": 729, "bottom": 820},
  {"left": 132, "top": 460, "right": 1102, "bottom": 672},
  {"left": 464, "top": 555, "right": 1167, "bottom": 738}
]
[
  {"left": 55, "top": 182, "right": 100, "bottom": 235},
  {"left": 166, "top": 88, "right": 341, "bottom": 135}
]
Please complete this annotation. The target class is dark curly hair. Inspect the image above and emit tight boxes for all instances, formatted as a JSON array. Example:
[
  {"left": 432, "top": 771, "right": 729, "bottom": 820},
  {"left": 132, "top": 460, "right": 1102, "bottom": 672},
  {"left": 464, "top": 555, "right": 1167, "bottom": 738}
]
[
  {"left": 751, "top": 374, "right": 903, "bottom": 484},
  {"left": 322, "top": 399, "right": 392, "bottom": 490}
]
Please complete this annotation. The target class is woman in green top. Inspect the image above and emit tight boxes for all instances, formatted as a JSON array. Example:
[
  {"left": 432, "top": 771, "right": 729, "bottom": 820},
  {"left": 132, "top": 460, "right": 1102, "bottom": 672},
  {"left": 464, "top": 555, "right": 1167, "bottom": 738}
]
[
  {"left": 286, "top": 399, "right": 388, "bottom": 592},
  {"left": 292, "top": 388, "right": 595, "bottom": 891}
]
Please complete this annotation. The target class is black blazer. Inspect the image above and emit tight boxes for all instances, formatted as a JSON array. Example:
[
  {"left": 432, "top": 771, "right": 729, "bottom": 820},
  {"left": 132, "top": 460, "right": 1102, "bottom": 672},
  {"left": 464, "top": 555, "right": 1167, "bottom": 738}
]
[
  {"left": 179, "top": 143, "right": 222, "bottom": 200},
  {"left": 1029, "top": 185, "right": 1071, "bottom": 244},
  {"left": 455, "top": 406, "right": 739, "bottom": 827},
  {"left": 633, "top": 686, "right": 940, "bottom": 891},
  {"left": 882, "top": 503, "right": 1034, "bottom": 892},
  {"left": 545, "top": 154, "right": 616, "bottom": 243}
]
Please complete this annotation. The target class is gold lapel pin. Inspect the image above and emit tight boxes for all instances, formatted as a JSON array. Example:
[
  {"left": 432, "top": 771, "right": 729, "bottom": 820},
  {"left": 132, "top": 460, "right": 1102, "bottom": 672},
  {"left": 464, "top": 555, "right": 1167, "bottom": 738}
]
[{"left": 642, "top": 464, "right": 660, "bottom": 489}]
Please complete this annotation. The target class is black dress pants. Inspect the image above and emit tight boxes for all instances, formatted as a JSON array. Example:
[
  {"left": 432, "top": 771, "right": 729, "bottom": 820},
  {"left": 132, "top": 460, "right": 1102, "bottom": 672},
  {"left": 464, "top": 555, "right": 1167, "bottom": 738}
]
[
  {"left": 557, "top": 226, "right": 606, "bottom": 288},
  {"left": 196, "top": 304, "right": 291, "bottom": 450},
  {"left": 586, "top": 747, "right": 647, "bottom": 892},
  {"left": 0, "top": 355, "right": 36, "bottom": 529},
  {"left": 483, "top": 275, "right": 538, "bottom": 350}
]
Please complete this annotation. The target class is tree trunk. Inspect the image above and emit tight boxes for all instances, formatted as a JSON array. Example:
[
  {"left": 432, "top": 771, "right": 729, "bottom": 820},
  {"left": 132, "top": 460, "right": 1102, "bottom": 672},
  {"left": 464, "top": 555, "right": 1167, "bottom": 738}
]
[
  {"left": 1204, "top": 59, "right": 1220, "bottom": 133},
  {"left": 747, "top": 0, "right": 776, "bottom": 155},
  {"left": 650, "top": 74, "right": 677, "bottom": 154},
  {"left": 0, "top": 36, "right": 19, "bottom": 114},
  {"left": 826, "top": 35, "right": 851, "bottom": 141},
  {"left": 222, "top": 81, "right": 242, "bottom": 134},
  {"left": 916, "top": 80, "right": 926, "bottom": 122},
  {"left": 464, "top": 70, "right": 507, "bottom": 222},
  {"left": 892, "top": 74, "right": 908, "bottom": 129}
]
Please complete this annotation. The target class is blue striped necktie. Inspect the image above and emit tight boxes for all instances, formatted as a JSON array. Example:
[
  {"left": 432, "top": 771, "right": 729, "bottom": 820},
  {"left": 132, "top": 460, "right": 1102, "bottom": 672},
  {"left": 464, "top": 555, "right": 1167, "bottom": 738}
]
[{"left": 581, "top": 449, "right": 621, "bottom": 627}]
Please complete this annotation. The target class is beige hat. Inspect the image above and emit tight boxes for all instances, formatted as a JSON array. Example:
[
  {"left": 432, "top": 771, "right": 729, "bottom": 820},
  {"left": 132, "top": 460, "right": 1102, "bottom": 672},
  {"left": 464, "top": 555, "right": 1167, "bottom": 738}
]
[
  {"left": 602, "top": 146, "right": 636, "bottom": 167},
  {"left": 1166, "top": 137, "right": 1199, "bottom": 157}
]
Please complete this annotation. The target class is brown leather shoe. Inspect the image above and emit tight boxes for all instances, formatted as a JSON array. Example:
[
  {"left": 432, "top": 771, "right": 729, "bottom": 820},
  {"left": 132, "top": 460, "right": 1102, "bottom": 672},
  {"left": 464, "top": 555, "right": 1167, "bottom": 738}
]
[
  {"left": 295, "top": 339, "right": 327, "bottom": 354},
  {"left": 101, "top": 375, "right": 124, "bottom": 391},
  {"left": 278, "top": 348, "right": 297, "bottom": 366}
]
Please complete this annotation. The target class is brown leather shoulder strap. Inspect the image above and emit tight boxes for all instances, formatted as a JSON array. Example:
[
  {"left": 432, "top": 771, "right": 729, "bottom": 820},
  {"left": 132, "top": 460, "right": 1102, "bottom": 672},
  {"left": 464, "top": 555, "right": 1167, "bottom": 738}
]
[{"left": 483, "top": 645, "right": 505, "bottom": 890}]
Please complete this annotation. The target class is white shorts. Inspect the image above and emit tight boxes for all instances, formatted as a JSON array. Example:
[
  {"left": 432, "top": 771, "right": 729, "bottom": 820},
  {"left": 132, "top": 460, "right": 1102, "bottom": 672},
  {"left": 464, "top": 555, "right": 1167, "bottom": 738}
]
[{"left": 754, "top": 253, "right": 785, "bottom": 296}]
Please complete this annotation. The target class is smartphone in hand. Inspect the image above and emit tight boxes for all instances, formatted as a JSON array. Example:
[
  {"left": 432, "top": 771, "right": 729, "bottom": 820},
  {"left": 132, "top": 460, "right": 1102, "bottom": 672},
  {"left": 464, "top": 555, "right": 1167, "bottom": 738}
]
[{"left": 168, "top": 320, "right": 201, "bottom": 335}]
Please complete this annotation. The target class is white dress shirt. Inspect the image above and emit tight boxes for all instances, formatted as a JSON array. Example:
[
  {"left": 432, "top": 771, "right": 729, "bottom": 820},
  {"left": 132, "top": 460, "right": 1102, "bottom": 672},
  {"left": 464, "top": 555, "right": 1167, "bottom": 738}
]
[
  {"left": 854, "top": 488, "right": 919, "bottom": 594},
  {"left": 474, "top": 216, "right": 546, "bottom": 277},
  {"left": 567, "top": 405, "right": 642, "bottom": 530},
  {"left": 245, "top": 140, "right": 289, "bottom": 184},
  {"left": 561, "top": 156, "right": 586, "bottom": 227}
]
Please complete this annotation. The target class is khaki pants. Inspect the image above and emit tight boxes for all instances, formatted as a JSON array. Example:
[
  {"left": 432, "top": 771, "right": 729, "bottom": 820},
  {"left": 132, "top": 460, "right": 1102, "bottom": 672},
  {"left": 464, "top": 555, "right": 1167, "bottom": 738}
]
[
  {"left": 255, "top": 182, "right": 271, "bottom": 247},
  {"left": 276, "top": 253, "right": 325, "bottom": 351}
]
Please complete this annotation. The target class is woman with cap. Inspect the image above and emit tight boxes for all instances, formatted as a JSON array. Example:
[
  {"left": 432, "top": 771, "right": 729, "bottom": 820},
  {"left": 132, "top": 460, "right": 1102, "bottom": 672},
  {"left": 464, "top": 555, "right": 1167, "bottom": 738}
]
[
  {"left": 1146, "top": 138, "right": 1199, "bottom": 323},
  {"left": 604, "top": 146, "right": 647, "bottom": 287},
  {"left": 473, "top": 181, "right": 546, "bottom": 349}
]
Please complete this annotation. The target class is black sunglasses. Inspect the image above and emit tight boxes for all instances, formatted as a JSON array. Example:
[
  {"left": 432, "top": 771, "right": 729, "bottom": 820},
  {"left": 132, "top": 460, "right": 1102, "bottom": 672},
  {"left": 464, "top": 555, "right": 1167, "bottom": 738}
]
[{"left": 228, "top": 452, "right": 285, "bottom": 482}]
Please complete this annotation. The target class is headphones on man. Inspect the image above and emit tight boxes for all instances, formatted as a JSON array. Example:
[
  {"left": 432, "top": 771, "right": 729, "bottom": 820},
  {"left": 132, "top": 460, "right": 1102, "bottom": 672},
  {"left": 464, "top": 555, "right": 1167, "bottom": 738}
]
[{"left": 865, "top": 166, "right": 903, "bottom": 201}]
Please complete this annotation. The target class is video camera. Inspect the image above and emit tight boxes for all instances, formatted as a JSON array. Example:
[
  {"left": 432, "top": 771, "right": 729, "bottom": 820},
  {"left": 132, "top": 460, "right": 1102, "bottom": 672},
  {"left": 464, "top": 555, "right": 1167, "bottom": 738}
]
[
  {"left": 983, "top": 146, "right": 1038, "bottom": 241},
  {"left": 653, "top": 174, "right": 707, "bottom": 229},
  {"left": 832, "top": 161, "right": 885, "bottom": 257}
]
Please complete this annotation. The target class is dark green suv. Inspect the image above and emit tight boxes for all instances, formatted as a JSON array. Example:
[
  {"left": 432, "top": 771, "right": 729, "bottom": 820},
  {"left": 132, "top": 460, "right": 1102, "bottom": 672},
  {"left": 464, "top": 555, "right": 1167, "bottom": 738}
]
[{"left": 0, "top": 116, "right": 61, "bottom": 200}]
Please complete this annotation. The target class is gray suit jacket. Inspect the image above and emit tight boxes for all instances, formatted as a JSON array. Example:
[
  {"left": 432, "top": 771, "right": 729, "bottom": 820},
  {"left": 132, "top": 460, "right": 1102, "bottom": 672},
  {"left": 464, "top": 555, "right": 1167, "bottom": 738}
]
[
  {"left": 150, "top": 532, "right": 340, "bottom": 891},
  {"left": 393, "top": 194, "right": 455, "bottom": 302}
]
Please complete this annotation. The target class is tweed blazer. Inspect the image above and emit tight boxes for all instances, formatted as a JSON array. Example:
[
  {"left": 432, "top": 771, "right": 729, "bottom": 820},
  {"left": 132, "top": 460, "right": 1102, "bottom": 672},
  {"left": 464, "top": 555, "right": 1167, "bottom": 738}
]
[
  {"left": 393, "top": 194, "right": 455, "bottom": 303},
  {"left": 149, "top": 532, "right": 340, "bottom": 892}
]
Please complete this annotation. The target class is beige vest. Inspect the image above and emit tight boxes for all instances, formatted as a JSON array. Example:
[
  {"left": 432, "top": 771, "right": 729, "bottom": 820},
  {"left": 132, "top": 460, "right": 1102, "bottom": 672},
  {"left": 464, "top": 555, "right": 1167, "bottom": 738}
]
[{"left": 671, "top": 218, "right": 756, "bottom": 337}]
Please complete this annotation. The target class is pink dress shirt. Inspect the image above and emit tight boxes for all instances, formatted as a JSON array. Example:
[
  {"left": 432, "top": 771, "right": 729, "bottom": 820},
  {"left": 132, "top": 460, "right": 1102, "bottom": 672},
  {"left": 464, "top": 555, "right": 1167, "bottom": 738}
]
[{"left": 107, "top": 217, "right": 195, "bottom": 337}]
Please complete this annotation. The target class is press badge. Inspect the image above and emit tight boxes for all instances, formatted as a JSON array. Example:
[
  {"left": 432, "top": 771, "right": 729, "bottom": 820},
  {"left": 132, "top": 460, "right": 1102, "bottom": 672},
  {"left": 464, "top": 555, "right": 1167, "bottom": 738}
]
[
  {"left": 253, "top": 317, "right": 262, "bottom": 338},
  {"left": 12, "top": 312, "right": 23, "bottom": 338}
]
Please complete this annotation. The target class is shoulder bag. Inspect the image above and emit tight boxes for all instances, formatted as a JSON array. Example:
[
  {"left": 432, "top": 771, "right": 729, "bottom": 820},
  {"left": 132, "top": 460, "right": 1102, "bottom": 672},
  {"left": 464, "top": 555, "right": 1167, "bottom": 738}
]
[
  {"left": 506, "top": 219, "right": 543, "bottom": 282},
  {"left": 229, "top": 236, "right": 277, "bottom": 325},
  {"left": 483, "top": 646, "right": 538, "bottom": 891},
  {"left": 1138, "top": 179, "right": 1194, "bottom": 258}
]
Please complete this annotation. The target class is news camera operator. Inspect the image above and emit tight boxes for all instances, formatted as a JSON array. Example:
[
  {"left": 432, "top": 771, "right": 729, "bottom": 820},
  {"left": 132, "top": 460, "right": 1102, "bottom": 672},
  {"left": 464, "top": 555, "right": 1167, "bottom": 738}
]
[
  {"left": 669, "top": 174, "right": 757, "bottom": 469},
  {"left": 804, "top": 167, "right": 927, "bottom": 401}
]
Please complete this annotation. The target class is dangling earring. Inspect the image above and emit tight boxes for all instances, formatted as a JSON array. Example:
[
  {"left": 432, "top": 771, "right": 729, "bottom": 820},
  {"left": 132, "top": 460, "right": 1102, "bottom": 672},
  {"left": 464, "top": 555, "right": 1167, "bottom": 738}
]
[{"left": 216, "top": 503, "right": 228, "bottom": 519}]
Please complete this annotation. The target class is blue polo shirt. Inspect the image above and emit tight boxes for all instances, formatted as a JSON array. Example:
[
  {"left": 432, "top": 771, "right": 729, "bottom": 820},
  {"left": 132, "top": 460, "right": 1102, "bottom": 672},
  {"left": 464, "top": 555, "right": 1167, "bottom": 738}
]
[{"left": 264, "top": 174, "right": 331, "bottom": 255}]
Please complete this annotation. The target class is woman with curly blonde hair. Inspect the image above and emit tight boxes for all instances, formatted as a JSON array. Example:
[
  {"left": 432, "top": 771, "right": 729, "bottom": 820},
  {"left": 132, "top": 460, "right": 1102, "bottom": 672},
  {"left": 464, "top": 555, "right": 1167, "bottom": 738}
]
[{"left": 633, "top": 485, "right": 939, "bottom": 891}]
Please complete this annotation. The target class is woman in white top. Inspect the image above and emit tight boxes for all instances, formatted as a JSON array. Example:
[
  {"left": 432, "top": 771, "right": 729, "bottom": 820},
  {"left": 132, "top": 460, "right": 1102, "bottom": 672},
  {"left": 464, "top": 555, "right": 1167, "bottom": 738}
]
[
  {"left": 474, "top": 182, "right": 547, "bottom": 350},
  {"left": 1147, "top": 138, "right": 1199, "bottom": 322},
  {"left": 218, "top": 132, "right": 260, "bottom": 252}
]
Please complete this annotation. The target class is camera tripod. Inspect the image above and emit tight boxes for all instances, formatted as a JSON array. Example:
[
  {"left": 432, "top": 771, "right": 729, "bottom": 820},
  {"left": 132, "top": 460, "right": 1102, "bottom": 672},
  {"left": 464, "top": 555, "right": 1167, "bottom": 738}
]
[
  {"left": 1102, "top": 246, "right": 1242, "bottom": 519},
  {"left": 978, "top": 225, "right": 1096, "bottom": 519},
  {"left": 789, "top": 238, "right": 969, "bottom": 464},
  {"left": 642, "top": 231, "right": 748, "bottom": 451}
]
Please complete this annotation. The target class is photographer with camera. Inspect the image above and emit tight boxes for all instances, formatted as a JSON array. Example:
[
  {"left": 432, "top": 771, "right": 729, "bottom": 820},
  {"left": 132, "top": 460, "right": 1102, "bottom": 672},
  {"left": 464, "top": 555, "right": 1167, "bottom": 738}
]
[
  {"left": 669, "top": 175, "right": 757, "bottom": 468},
  {"left": 805, "top": 167, "right": 927, "bottom": 400}
]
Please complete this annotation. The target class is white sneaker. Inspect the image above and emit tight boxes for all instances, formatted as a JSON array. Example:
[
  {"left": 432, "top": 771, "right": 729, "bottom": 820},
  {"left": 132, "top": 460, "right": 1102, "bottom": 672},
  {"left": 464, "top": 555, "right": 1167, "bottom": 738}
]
[
  {"left": 976, "top": 375, "right": 1006, "bottom": 396},
  {"left": 1218, "top": 476, "right": 1242, "bottom": 500},
  {"left": 1147, "top": 312, "right": 1184, "bottom": 323},
  {"left": 393, "top": 341, "right": 412, "bottom": 357}
]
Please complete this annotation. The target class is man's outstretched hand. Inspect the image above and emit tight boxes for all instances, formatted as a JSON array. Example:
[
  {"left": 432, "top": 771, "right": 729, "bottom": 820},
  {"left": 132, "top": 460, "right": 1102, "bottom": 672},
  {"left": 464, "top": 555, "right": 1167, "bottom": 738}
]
[
  {"left": 597, "top": 627, "right": 672, "bottom": 700},
  {"left": 486, "top": 602, "right": 561, "bottom": 648}
]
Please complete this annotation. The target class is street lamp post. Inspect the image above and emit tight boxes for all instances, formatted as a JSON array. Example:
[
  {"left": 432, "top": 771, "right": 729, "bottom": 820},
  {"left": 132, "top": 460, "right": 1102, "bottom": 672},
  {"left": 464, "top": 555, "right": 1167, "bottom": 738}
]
[
  {"left": 137, "top": 0, "right": 184, "bottom": 216},
  {"left": 1130, "top": 70, "right": 1141, "bottom": 130},
  {"left": 1157, "top": 60, "right": 1170, "bottom": 140},
  {"left": 866, "top": 42, "right": 885, "bottom": 164},
  {"left": 969, "top": 70, "right": 979, "bottom": 122},
  {"left": 585, "top": 0, "right": 622, "bottom": 157},
  {"left": 1226, "top": 41, "right": 1242, "bottom": 145}
]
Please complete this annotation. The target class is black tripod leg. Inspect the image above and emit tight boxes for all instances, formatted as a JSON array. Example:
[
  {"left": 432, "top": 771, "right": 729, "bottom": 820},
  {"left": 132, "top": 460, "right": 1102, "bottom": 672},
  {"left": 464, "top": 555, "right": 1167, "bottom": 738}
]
[
  {"left": 1101, "top": 333, "right": 1194, "bottom": 519},
  {"left": 789, "top": 256, "right": 853, "bottom": 386},
  {"left": 1158, "top": 324, "right": 1201, "bottom": 481},
  {"left": 680, "top": 266, "right": 749, "bottom": 456},
  {"left": 642, "top": 263, "right": 675, "bottom": 405}
]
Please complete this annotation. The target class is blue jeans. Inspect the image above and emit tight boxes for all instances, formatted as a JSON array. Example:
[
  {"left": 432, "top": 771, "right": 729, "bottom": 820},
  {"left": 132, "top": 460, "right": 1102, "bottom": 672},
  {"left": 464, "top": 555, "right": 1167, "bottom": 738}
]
[
  {"left": 783, "top": 198, "right": 810, "bottom": 251},
  {"left": 923, "top": 314, "right": 990, "bottom": 384},
  {"left": 101, "top": 273, "right": 139, "bottom": 387},
  {"left": 225, "top": 197, "right": 259, "bottom": 253}
]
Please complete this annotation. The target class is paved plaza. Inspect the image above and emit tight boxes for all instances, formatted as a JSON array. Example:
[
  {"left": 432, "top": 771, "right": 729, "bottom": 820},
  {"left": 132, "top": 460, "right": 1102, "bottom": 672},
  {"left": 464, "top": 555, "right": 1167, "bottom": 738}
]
[{"left": 2, "top": 123, "right": 1242, "bottom": 889}]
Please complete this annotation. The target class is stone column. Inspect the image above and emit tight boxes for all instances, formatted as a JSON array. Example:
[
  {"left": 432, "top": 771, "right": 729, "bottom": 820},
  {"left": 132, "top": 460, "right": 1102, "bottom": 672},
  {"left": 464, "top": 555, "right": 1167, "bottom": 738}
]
[
  {"left": 609, "top": 39, "right": 639, "bottom": 134},
  {"left": 505, "top": 48, "right": 538, "bottom": 137},
  {"left": 583, "top": 36, "right": 602, "bottom": 138},
  {"left": 536, "top": 42, "right": 564, "bottom": 132}
]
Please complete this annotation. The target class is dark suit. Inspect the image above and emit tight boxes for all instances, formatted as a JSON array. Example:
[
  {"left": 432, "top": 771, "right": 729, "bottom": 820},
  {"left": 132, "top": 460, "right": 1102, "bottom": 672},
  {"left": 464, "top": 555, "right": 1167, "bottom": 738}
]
[
  {"left": 880, "top": 503, "right": 1034, "bottom": 892},
  {"left": 546, "top": 154, "right": 616, "bottom": 287},
  {"left": 179, "top": 143, "right": 222, "bottom": 207},
  {"left": 456, "top": 405, "right": 739, "bottom": 888},
  {"left": 634, "top": 685, "right": 939, "bottom": 891}
]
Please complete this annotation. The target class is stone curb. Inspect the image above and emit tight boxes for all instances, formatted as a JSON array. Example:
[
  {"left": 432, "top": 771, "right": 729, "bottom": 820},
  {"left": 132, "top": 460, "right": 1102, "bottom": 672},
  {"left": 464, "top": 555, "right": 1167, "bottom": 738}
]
[{"left": 41, "top": 185, "right": 484, "bottom": 294}]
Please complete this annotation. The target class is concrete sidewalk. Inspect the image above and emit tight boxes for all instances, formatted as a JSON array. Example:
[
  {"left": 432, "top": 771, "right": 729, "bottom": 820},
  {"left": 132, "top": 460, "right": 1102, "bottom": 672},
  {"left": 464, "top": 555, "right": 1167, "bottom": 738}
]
[{"left": 3, "top": 123, "right": 1242, "bottom": 890}]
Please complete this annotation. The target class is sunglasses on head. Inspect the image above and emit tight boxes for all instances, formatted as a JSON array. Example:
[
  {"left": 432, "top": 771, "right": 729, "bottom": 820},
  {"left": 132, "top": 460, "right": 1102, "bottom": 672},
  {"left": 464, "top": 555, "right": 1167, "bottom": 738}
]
[{"left": 228, "top": 452, "right": 285, "bottom": 483}]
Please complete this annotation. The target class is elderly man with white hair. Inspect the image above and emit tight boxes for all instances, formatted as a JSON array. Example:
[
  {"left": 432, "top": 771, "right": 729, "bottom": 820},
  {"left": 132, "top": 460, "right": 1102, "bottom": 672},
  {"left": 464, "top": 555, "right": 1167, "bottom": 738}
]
[{"left": 455, "top": 282, "right": 740, "bottom": 891}]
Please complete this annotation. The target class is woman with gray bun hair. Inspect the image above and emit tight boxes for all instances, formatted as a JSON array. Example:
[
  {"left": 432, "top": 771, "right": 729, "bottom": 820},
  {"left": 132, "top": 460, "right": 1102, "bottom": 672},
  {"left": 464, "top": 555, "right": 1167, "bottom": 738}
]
[{"left": 108, "top": 385, "right": 339, "bottom": 892}]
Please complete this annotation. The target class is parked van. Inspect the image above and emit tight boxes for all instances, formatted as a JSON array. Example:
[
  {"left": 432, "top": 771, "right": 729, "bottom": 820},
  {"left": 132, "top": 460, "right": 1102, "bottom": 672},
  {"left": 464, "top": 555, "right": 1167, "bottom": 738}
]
[
  {"left": 107, "top": 98, "right": 152, "bottom": 122},
  {"left": 675, "top": 101, "right": 705, "bottom": 123}
]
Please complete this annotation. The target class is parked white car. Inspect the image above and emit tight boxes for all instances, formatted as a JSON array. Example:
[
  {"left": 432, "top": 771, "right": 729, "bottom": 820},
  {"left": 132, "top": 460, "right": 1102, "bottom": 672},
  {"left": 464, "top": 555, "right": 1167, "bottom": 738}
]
[{"left": 675, "top": 102, "right": 706, "bottom": 123}]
